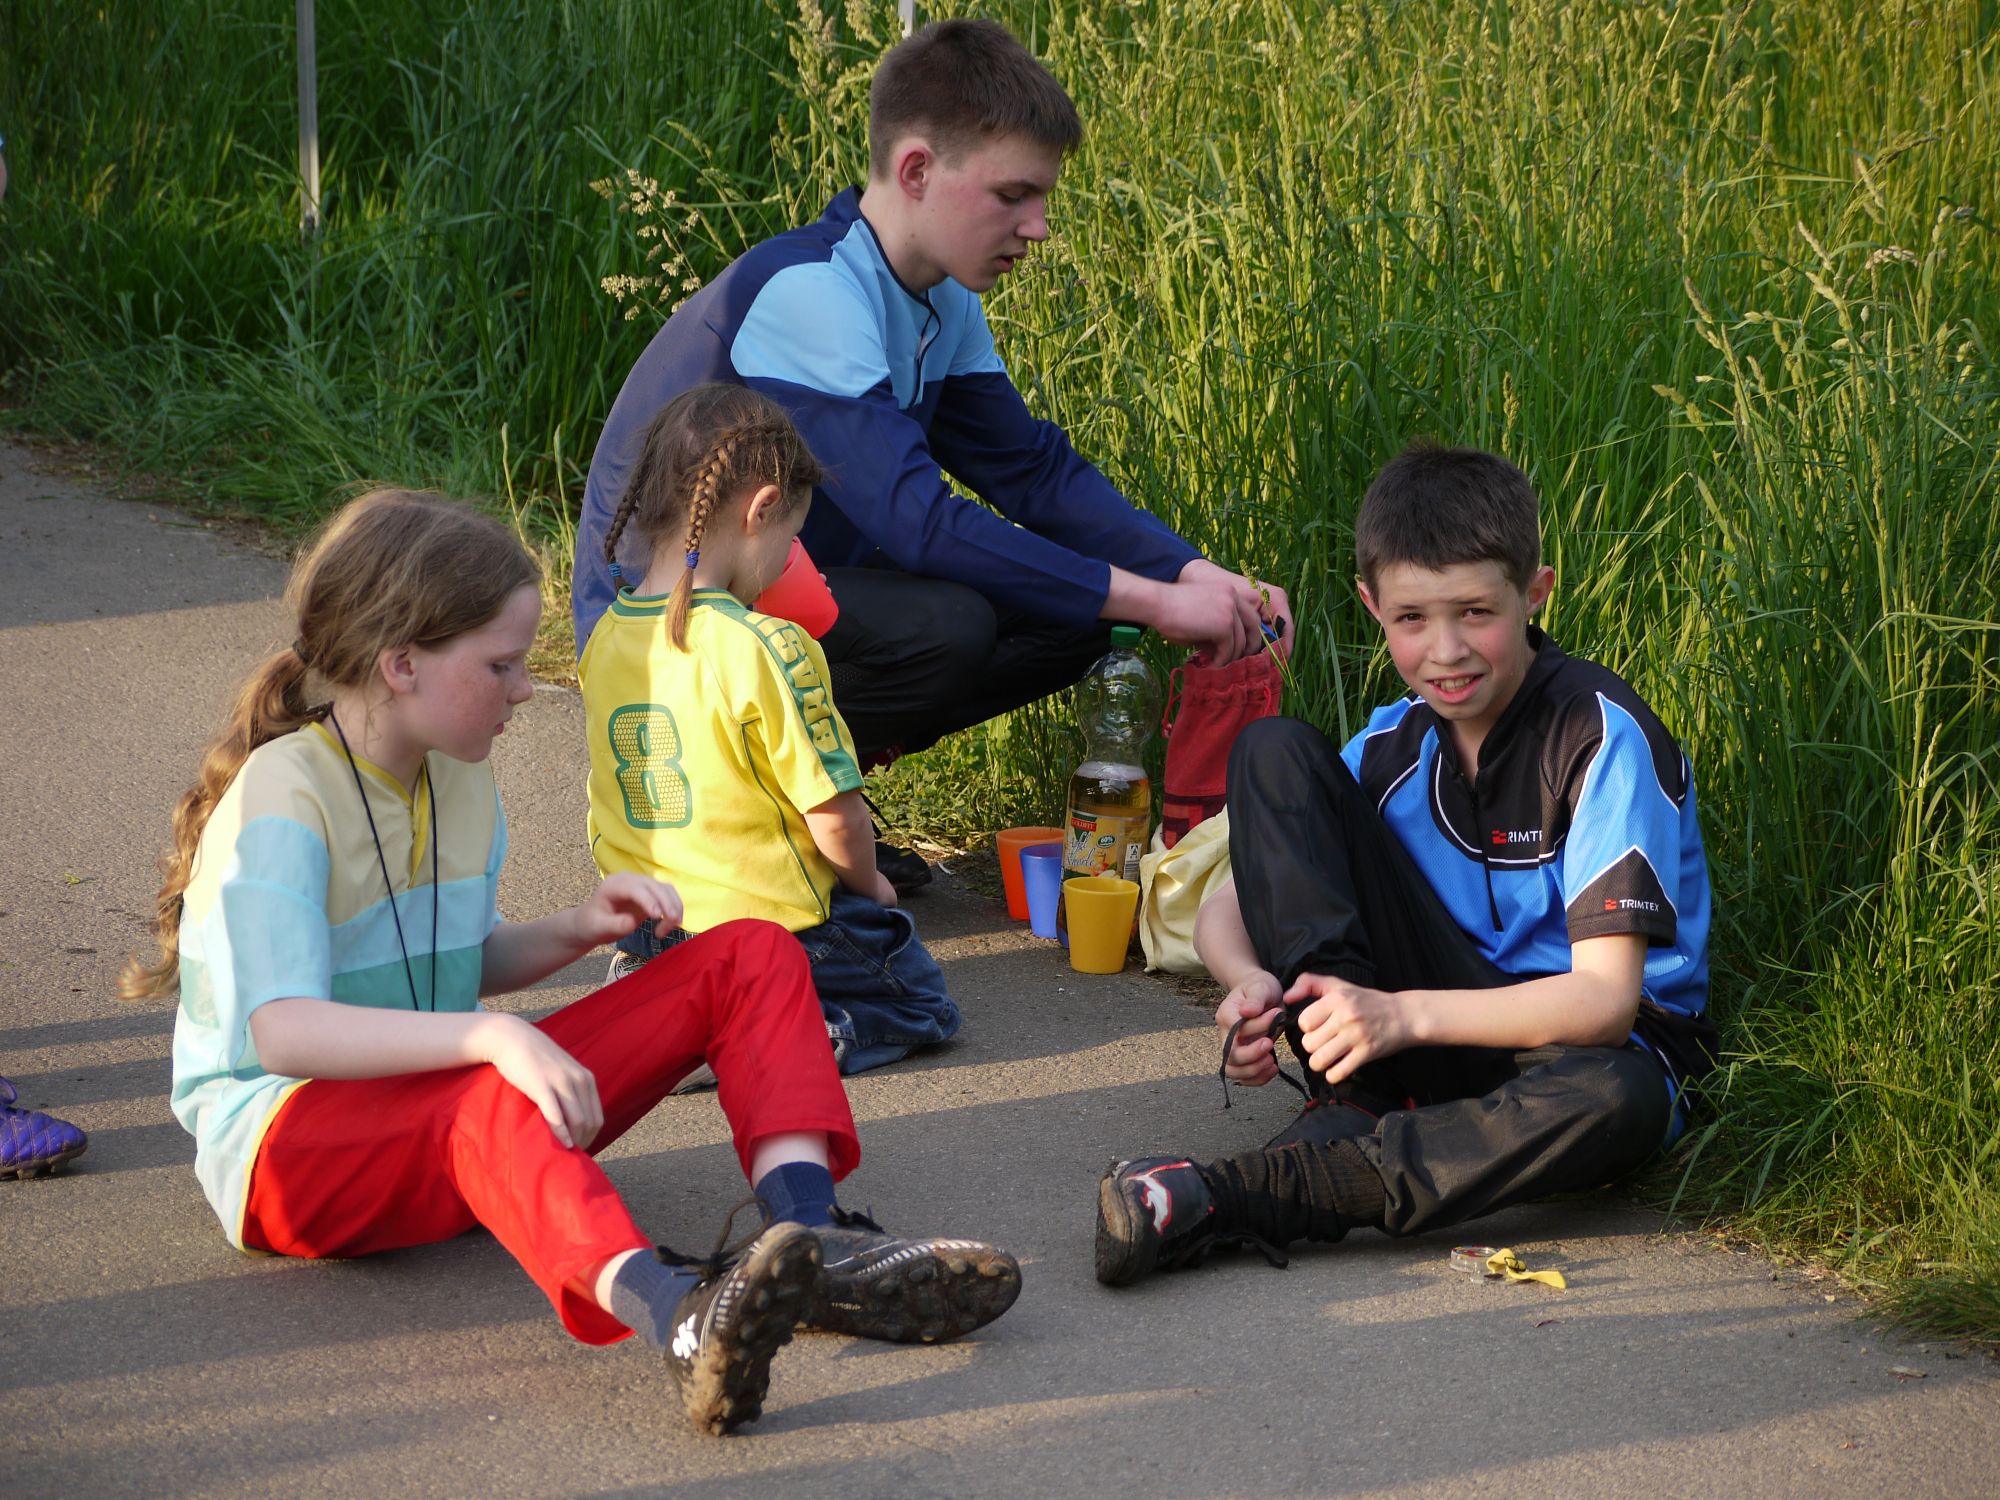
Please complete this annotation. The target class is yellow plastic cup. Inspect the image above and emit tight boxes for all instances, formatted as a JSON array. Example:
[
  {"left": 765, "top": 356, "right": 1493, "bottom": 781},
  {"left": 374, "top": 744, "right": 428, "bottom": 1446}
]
[{"left": 1064, "top": 877, "right": 1140, "bottom": 974}]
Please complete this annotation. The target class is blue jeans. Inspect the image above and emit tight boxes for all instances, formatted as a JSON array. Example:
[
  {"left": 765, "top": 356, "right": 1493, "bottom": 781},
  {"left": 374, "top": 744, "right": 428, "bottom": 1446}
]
[{"left": 616, "top": 888, "right": 959, "bottom": 1075}]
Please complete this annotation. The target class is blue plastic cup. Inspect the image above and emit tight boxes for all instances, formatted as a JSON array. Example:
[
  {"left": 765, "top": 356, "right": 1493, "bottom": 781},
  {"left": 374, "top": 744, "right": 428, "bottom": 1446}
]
[{"left": 1021, "top": 843, "right": 1065, "bottom": 940}]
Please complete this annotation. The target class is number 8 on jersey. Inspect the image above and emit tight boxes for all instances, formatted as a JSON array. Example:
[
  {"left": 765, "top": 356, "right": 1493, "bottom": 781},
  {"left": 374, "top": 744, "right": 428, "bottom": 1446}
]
[{"left": 608, "top": 704, "right": 693, "bottom": 828}]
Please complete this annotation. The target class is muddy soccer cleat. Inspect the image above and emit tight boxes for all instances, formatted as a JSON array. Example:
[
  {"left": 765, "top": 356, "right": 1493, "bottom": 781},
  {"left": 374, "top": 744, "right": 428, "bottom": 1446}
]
[
  {"left": 1094, "top": 1154, "right": 1285, "bottom": 1286},
  {"left": 0, "top": 1078, "right": 87, "bottom": 1180},
  {"left": 661, "top": 1219, "right": 821, "bottom": 1435},
  {"left": 806, "top": 1206, "right": 1021, "bottom": 1343}
]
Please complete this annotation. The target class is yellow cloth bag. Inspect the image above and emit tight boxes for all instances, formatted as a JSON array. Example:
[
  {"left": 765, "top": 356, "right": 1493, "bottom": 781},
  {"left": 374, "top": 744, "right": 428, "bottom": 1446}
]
[{"left": 1137, "top": 810, "right": 1233, "bottom": 975}]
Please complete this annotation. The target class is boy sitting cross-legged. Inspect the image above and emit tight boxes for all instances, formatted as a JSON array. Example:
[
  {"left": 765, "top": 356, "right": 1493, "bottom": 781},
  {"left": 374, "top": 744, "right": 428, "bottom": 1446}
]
[{"left": 1094, "top": 442, "right": 1717, "bottom": 1282}]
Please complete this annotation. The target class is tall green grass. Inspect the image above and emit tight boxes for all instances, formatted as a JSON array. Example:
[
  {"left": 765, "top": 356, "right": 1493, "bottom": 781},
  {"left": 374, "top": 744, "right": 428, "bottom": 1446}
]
[
  {"left": 0, "top": 0, "right": 792, "bottom": 527},
  {"left": 4, "top": 0, "right": 1998, "bottom": 1330}
]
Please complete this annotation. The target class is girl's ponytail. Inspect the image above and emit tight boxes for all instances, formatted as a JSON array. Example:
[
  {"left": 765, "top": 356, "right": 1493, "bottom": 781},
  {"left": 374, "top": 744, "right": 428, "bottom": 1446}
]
[
  {"left": 119, "top": 646, "right": 321, "bottom": 1001},
  {"left": 611, "top": 384, "right": 825, "bottom": 650},
  {"left": 667, "top": 432, "right": 742, "bottom": 649}
]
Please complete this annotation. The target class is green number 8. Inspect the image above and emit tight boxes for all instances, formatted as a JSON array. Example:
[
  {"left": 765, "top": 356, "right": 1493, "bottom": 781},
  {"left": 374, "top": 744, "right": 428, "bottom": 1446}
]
[{"left": 608, "top": 704, "right": 692, "bottom": 828}]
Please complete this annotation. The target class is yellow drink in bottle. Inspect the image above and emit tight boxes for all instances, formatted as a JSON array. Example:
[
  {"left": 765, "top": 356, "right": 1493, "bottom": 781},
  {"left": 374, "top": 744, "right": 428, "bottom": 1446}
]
[{"left": 1060, "top": 626, "right": 1156, "bottom": 942}]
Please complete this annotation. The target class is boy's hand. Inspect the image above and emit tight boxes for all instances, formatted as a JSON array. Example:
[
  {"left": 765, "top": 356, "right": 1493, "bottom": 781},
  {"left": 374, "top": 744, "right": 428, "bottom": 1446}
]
[
  {"left": 1215, "top": 969, "right": 1285, "bottom": 1086},
  {"left": 1168, "top": 560, "right": 1293, "bottom": 667},
  {"left": 1288, "top": 973, "right": 1416, "bottom": 1086},
  {"left": 574, "top": 874, "right": 684, "bottom": 946},
  {"left": 871, "top": 870, "right": 899, "bottom": 907},
  {"left": 1163, "top": 559, "right": 1259, "bottom": 665},
  {"left": 1250, "top": 577, "right": 1293, "bottom": 663},
  {"left": 482, "top": 1015, "right": 604, "bottom": 1151}
]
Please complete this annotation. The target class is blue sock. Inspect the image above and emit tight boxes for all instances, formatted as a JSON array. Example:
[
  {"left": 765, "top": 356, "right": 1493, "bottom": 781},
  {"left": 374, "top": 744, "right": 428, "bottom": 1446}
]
[
  {"left": 755, "top": 1160, "right": 837, "bottom": 1227},
  {"left": 607, "top": 1250, "right": 704, "bottom": 1350}
]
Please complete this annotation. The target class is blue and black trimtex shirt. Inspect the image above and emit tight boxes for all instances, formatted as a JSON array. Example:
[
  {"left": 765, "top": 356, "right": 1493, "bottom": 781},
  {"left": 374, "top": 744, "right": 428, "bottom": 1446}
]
[
  {"left": 1343, "top": 627, "right": 1718, "bottom": 1090},
  {"left": 575, "top": 188, "right": 1201, "bottom": 649}
]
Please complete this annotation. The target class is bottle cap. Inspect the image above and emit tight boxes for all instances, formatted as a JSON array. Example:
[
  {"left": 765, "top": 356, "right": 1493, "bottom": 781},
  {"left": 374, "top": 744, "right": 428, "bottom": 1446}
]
[{"left": 1109, "top": 624, "right": 1145, "bottom": 648}]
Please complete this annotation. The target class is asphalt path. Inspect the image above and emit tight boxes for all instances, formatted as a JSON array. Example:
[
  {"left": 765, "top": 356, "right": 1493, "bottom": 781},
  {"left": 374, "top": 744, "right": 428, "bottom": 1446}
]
[{"left": 3, "top": 441, "right": 1996, "bottom": 1498}]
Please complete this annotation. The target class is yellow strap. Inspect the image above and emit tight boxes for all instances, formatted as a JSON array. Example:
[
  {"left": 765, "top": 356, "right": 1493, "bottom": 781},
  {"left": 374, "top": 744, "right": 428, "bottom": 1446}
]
[{"left": 1485, "top": 1247, "right": 1567, "bottom": 1289}]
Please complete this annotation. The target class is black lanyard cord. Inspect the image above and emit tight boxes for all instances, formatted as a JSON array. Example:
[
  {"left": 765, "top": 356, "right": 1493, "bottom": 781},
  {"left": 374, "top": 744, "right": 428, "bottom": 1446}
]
[{"left": 327, "top": 712, "right": 439, "bottom": 1011}]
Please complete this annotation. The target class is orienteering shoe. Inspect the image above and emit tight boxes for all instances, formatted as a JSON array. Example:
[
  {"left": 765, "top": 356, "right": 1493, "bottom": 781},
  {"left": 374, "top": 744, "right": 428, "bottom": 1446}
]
[
  {"left": 661, "top": 1219, "right": 821, "bottom": 1435},
  {"left": 874, "top": 840, "right": 934, "bottom": 895},
  {"left": 806, "top": 1206, "right": 1021, "bottom": 1343},
  {"left": 1094, "top": 1154, "right": 1286, "bottom": 1286},
  {"left": 0, "top": 1078, "right": 87, "bottom": 1180},
  {"left": 860, "top": 789, "right": 932, "bottom": 894}
]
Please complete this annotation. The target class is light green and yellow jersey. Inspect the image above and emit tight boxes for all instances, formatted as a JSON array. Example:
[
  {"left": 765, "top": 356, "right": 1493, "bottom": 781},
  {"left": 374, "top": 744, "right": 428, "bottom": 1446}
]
[
  {"left": 580, "top": 588, "right": 864, "bottom": 932},
  {"left": 169, "top": 723, "right": 504, "bottom": 1247}
]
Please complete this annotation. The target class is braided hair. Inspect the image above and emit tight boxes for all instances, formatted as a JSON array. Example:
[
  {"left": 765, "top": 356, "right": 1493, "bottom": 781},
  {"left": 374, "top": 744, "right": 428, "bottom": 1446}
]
[{"left": 604, "top": 383, "right": 825, "bottom": 648}]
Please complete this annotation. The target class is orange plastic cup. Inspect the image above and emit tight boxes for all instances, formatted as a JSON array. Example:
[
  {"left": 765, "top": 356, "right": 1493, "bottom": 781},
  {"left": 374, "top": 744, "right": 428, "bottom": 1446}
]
[
  {"left": 995, "top": 825, "right": 1066, "bottom": 921},
  {"left": 753, "top": 537, "right": 840, "bottom": 637}
]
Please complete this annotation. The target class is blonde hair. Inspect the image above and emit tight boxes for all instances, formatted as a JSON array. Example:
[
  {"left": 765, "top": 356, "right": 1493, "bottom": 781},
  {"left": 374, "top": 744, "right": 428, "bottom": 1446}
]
[
  {"left": 120, "top": 489, "right": 541, "bottom": 1001},
  {"left": 602, "top": 383, "right": 824, "bottom": 649}
]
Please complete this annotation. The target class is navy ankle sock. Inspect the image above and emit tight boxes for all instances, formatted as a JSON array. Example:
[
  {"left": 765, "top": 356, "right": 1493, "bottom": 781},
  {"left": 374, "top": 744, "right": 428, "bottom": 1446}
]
[
  {"left": 606, "top": 1250, "right": 705, "bottom": 1350},
  {"left": 754, "top": 1160, "right": 837, "bottom": 1227}
]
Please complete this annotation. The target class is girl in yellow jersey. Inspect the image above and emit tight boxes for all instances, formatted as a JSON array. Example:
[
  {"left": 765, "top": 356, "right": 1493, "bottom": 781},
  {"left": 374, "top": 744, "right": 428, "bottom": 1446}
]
[{"left": 581, "top": 383, "right": 959, "bottom": 1076}]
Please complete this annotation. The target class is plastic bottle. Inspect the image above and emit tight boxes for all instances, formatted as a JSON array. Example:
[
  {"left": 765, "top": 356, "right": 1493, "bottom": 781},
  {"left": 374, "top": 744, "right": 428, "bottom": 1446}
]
[{"left": 1062, "top": 625, "right": 1158, "bottom": 900}]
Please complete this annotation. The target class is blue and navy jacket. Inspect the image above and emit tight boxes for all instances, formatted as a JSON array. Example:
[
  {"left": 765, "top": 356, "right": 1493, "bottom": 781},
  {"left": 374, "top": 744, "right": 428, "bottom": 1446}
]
[
  {"left": 1342, "top": 628, "right": 1717, "bottom": 1089},
  {"left": 575, "top": 189, "right": 1200, "bottom": 648}
]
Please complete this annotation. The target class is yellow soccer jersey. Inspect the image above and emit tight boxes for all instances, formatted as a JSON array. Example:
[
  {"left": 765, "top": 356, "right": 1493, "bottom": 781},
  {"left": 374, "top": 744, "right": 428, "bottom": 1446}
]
[{"left": 580, "top": 587, "right": 864, "bottom": 932}]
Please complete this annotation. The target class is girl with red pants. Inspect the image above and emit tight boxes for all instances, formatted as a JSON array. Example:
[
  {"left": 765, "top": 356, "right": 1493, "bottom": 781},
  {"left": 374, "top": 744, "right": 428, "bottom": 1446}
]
[{"left": 124, "top": 490, "right": 1018, "bottom": 1436}]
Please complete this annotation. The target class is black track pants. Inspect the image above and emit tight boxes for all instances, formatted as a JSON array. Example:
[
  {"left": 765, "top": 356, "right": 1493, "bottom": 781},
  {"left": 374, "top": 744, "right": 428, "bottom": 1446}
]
[
  {"left": 1223, "top": 717, "right": 1672, "bottom": 1238},
  {"left": 819, "top": 565, "right": 1110, "bottom": 759}
]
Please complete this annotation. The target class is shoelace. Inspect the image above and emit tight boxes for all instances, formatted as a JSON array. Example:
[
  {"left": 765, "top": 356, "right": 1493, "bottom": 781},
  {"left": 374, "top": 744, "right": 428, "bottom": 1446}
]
[
  {"left": 1217, "top": 1012, "right": 1311, "bottom": 1110},
  {"left": 828, "top": 1204, "right": 884, "bottom": 1234},
  {"left": 654, "top": 1195, "right": 772, "bottom": 1281},
  {"left": 1179, "top": 1226, "right": 1290, "bottom": 1273}
]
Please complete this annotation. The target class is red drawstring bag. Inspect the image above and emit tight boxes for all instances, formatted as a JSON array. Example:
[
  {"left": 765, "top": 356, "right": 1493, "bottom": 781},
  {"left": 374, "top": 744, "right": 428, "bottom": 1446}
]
[{"left": 1159, "top": 648, "right": 1284, "bottom": 848}]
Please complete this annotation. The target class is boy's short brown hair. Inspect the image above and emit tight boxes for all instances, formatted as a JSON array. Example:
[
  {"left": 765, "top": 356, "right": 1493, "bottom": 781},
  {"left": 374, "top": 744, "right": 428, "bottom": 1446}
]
[
  {"left": 1354, "top": 442, "right": 1542, "bottom": 592},
  {"left": 868, "top": 18, "right": 1083, "bottom": 177}
]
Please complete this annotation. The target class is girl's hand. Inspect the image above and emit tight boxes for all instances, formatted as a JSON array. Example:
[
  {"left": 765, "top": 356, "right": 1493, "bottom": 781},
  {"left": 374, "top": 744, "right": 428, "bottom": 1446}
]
[
  {"left": 482, "top": 1015, "right": 603, "bottom": 1150},
  {"left": 1215, "top": 969, "right": 1285, "bottom": 1085},
  {"left": 573, "top": 874, "right": 683, "bottom": 947}
]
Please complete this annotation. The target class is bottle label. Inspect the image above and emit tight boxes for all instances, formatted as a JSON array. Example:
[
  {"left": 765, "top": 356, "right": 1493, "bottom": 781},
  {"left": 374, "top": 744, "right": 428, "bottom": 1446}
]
[{"left": 1064, "top": 809, "right": 1147, "bottom": 883}]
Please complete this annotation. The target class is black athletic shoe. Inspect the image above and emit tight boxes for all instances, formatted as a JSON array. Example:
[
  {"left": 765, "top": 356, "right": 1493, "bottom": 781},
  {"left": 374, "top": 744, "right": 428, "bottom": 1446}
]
[
  {"left": 1094, "top": 1155, "right": 1287, "bottom": 1286},
  {"left": 1264, "top": 1096, "right": 1382, "bottom": 1150},
  {"left": 874, "top": 839, "right": 933, "bottom": 895},
  {"left": 661, "top": 1220, "right": 820, "bottom": 1435},
  {"left": 806, "top": 1206, "right": 1021, "bottom": 1342}
]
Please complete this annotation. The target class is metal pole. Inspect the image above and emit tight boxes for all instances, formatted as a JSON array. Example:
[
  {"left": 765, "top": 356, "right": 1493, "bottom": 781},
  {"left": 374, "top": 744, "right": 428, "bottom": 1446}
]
[
  {"left": 899, "top": 2, "right": 915, "bottom": 37},
  {"left": 297, "top": 0, "right": 321, "bottom": 238}
]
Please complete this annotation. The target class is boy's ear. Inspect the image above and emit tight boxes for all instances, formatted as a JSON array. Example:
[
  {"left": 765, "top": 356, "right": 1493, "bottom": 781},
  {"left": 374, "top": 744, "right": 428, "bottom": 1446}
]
[
  {"left": 1355, "top": 576, "right": 1383, "bottom": 625},
  {"left": 891, "top": 139, "right": 935, "bottom": 199},
  {"left": 1525, "top": 564, "right": 1556, "bottom": 615}
]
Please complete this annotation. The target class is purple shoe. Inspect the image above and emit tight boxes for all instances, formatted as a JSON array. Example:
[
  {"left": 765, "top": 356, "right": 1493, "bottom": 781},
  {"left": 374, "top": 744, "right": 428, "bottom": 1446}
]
[{"left": 0, "top": 1077, "right": 88, "bottom": 1179}]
